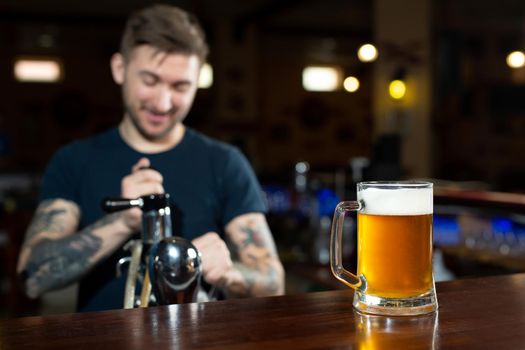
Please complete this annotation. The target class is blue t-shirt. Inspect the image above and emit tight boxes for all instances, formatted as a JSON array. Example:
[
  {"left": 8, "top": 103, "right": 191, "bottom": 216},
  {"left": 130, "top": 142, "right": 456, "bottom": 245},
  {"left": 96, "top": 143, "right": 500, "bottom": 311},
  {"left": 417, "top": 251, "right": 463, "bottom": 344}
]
[{"left": 40, "top": 127, "right": 267, "bottom": 311}]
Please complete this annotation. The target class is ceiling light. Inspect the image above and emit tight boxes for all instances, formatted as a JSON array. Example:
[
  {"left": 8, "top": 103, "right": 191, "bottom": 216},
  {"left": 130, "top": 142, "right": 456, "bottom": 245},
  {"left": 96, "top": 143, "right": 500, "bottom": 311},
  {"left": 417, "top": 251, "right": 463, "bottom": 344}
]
[
  {"left": 389, "top": 80, "right": 406, "bottom": 100},
  {"left": 14, "top": 57, "right": 63, "bottom": 83},
  {"left": 198, "top": 63, "right": 213, "bottom": 89},
  {"left": 302, "top": 66, "right": 341, "bottom": 92},
  {"left": 343, "top": 76, "right": 360, "bottom": 93},
  {"left": 357, "top": 44, "right": 378, "bottom": 62},
  {"left": 506, "top": 51, "right": 525, "bottom": 69}
]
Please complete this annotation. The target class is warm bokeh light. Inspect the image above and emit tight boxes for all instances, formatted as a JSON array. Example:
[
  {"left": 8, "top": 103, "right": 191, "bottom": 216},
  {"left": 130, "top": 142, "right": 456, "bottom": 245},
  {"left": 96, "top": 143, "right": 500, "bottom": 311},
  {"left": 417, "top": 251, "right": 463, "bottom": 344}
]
[
  {"left": 14, "top": 58, "right": 62, "bottom": 82},
  {"left": 198, "top": 63, "right": 213, "bottom": 88},
  {"left": 302, "top": 66, "right": 341, "bottom": 91},
  {"left": 343, "top": 76, "right": 360, "bottom": 92},
  {"left": 389, "top": 80, "right": 406, "bottom": 100},
  {"left": 357, "top": 44, "right": 378, "bottom": 62},
  {"left": 506, "top": 51, "right": 525, "bottom": 69}
]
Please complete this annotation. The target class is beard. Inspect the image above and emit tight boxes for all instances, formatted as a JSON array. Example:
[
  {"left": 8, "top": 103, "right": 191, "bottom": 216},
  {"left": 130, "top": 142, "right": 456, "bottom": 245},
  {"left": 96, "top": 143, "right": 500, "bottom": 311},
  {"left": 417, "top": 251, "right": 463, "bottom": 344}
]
[
  {"left": 126, "top": 104, "right": 179, "bottom": 141},
  {"left": 121, "top": 85, "right": 185, "bottom": 142}
]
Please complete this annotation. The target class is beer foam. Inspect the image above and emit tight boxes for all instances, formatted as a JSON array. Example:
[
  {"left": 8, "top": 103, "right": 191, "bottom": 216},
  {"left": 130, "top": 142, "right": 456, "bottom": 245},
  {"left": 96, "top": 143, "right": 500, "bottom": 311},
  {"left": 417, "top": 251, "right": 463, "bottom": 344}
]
[{"left": 358, "top": 187, "right": 433, "bottom": 215}]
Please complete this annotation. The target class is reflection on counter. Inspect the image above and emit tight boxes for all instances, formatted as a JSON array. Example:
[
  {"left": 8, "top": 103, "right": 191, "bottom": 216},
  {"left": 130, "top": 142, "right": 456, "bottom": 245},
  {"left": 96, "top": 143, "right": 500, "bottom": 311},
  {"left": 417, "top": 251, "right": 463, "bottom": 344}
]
[{"left": 355, "top": 312, "right": 438, "bottom": 350}]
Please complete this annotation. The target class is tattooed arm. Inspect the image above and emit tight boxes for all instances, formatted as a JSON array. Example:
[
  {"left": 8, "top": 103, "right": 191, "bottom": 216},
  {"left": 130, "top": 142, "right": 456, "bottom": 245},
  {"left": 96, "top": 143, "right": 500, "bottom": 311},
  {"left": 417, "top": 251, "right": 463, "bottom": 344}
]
[
  {"left": 17, "top": 158, "right": 164, "bottom": 298},
  {"left": 192, "top": 213, "right": 285, "bottom": 298},
  {"left": 17, "top": 198, "right": 135, "bottom": 298},
  {"left": 224, "top": 212, "right": 285, "bottom": 297}
]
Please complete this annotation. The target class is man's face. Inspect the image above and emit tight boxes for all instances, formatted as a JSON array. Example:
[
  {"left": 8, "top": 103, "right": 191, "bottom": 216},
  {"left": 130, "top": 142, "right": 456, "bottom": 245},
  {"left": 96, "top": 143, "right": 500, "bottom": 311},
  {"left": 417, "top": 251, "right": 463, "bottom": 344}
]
[{"left": 115, "top": 45, "right": 201, "bottom": 141}]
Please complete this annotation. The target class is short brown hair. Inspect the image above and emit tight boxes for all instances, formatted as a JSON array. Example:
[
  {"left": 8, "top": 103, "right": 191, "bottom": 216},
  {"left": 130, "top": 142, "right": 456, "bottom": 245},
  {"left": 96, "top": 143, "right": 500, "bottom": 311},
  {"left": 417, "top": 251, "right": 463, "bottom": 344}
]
[{"left": 120, "top": 4, "right": 208, "bottom": 63}]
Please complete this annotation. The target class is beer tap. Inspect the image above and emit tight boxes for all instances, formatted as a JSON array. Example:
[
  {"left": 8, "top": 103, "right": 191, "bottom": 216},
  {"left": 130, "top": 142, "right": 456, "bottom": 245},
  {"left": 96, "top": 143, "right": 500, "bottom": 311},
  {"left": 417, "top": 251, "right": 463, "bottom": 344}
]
[{"left": 102, "top": 193, "right": 202, "bottom": 308}]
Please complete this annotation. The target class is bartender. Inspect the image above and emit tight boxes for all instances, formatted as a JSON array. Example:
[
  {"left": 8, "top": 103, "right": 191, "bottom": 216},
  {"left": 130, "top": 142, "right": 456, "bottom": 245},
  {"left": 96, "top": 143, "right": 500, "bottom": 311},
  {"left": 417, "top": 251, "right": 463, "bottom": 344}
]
[{"left": 17, "top": 4, "right": 285, "bottom": 312}]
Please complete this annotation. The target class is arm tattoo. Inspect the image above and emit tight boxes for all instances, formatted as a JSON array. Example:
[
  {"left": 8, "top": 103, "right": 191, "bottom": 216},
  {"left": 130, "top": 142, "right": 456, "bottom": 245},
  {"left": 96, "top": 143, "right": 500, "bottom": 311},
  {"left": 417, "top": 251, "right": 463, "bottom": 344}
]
[
  {"left": 25, "top": 199, "right": 70, "bottom": 241},
  {"left": 231, "top": 261, "right": 280, "bottom": 296},
  {"left": 23, "top": 213, "right": 120, "bottom": 298},
  {"left": 240, "top": 226, "right": 266, "bottom": 247},
  {"left": 24, "top": 231, "right": 102, "bottom": 297},
  {"left": 228, "top": 222, "right": 281, "bottom": 296},
  {"left": 232, "top": 263, "right": 258, "bottom": 295},
  {"left": 228, "top": 226, "right": 259, "bottom": 260}
]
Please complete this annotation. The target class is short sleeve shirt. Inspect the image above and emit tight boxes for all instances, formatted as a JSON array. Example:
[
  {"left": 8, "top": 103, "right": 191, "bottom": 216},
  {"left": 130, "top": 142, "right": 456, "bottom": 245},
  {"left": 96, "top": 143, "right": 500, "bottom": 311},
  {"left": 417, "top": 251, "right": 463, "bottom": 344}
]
[{"left": 40, "top": 127, "right": 267, "bottom": 311}]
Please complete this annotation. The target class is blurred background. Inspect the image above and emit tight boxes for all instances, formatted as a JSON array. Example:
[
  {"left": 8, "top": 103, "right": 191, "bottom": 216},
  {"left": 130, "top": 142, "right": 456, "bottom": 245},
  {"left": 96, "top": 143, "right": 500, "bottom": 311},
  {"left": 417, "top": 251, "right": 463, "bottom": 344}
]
[{"left": 1, "top": 0, "right": 525, "bottom": 317}]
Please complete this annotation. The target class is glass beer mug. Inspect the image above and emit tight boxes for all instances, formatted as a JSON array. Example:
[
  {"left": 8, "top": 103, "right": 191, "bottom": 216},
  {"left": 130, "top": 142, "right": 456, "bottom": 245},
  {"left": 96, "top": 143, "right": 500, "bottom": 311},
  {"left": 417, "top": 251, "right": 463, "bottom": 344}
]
[{"left": 330, "top": 181, "right": 438, "bottom": 315}]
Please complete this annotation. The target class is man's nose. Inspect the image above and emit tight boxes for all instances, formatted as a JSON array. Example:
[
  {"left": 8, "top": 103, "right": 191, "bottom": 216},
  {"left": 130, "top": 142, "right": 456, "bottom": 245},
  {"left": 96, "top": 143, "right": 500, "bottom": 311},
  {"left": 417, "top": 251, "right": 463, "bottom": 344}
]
[{"left": 153, "top": 87, "right": 173, "bottom": 113}]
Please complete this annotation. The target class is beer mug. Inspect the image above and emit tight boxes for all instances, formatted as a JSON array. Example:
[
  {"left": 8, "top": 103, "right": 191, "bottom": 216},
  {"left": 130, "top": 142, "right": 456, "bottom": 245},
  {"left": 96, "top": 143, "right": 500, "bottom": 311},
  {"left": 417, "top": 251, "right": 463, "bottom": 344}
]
[{"left": 330, "top": 181, "right": 438, "bottom": 315}]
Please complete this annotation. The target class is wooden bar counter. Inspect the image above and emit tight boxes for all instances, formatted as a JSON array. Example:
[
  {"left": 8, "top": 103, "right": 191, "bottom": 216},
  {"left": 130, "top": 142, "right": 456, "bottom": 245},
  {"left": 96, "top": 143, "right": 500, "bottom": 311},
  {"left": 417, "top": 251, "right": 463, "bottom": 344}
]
[{"left": 2, "top": 273, "right": 524, "bottom": 349}]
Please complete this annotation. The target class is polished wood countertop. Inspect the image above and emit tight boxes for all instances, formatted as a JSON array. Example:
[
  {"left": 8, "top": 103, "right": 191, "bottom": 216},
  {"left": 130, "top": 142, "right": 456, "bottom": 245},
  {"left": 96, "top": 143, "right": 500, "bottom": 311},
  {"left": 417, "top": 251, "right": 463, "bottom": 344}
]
[{"left": 2, "top": 273, "right": 525, "bottom": 349}]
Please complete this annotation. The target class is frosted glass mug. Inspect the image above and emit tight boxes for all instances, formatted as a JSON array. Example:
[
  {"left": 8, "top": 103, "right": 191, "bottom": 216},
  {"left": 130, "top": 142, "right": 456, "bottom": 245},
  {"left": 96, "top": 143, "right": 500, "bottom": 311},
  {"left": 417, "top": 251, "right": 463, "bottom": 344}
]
[{"left": 330, "top": 181, "right": 438, "bottom": 315}]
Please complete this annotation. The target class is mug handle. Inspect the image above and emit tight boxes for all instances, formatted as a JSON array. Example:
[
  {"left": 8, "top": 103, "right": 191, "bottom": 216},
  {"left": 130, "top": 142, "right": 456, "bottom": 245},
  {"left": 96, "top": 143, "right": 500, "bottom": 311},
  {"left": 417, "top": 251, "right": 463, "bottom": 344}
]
[{"left": 330, "top": 201, "right": 363, "bottom": 290}]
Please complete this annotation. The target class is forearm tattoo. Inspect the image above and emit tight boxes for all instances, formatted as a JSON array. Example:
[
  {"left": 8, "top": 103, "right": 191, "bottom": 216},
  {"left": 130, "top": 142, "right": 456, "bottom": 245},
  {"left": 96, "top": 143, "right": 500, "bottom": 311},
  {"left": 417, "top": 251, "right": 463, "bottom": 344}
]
[
  {"left": 228, "top": 222, "right": 281, "bottom": 297},
  {"left": 22, "top": 201, "right": 120, "bottom": 298},
  {"left": 25, "top": 200, "right": 70, "bottom": 242},
  {"left": 24, "top": 229, "right": 102, "bottom": 298}
]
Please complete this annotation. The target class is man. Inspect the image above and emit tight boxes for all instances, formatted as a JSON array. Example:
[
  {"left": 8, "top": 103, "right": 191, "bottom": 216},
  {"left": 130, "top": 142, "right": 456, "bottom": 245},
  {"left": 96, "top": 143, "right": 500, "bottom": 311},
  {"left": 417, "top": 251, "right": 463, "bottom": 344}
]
[{"left": 17, "top": 4, "right": 285, "bottom": 312}]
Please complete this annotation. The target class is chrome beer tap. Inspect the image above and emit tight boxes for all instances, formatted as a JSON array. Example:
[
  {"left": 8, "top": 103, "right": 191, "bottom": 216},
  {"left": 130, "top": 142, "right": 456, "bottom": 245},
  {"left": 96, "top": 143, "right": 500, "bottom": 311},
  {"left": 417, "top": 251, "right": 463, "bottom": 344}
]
[{"left": 102, "top": 193, "right": 202, "bottom": 308}]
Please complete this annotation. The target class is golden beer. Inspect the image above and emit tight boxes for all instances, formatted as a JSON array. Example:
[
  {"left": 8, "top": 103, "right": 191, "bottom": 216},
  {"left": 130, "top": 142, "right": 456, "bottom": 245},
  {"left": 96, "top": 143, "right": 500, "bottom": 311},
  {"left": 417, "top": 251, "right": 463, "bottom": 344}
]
[
  {"left": 357, "top": 213, "right": 433, "bottom": 298},
  {"left": 330, "top": 181, "right": 437, "bottom": 315}
]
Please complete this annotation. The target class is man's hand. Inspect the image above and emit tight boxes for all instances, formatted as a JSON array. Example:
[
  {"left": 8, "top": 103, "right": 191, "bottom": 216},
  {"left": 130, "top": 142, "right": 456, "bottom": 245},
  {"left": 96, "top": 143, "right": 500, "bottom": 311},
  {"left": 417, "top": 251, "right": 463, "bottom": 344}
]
[
  {"left": 192, "top": 232, "right": 234, "bottom": 287},
  {"left": 192, "top": 213, "right": 285, "bottom": 298},
  {"left": 120, "top": 157, "right": 164, "bottom": 232}
]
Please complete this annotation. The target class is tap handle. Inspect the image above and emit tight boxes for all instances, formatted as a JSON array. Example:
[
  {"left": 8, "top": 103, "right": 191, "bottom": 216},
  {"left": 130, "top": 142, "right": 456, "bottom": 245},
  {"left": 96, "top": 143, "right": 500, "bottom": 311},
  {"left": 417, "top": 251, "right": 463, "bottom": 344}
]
[
  {"left": 101, "top": 197, "right": 144, "bottom": 213},
  {"left": 101, "top": 194, "right": 170, "bottom": 213}
]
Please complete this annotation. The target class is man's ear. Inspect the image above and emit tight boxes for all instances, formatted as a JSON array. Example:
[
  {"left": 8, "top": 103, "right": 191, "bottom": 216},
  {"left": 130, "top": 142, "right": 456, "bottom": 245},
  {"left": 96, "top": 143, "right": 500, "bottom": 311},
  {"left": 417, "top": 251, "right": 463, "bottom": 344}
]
[{"left": 110, "top": 53, "right": 125, "bottom": 85}]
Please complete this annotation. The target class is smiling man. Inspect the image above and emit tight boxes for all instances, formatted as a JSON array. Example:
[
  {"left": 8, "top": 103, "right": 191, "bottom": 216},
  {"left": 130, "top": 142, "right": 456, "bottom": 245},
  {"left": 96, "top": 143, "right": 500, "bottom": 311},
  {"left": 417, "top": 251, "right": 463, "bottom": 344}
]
[{"left": 17, "top": 4, "right": 284, "bottom": 312}]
